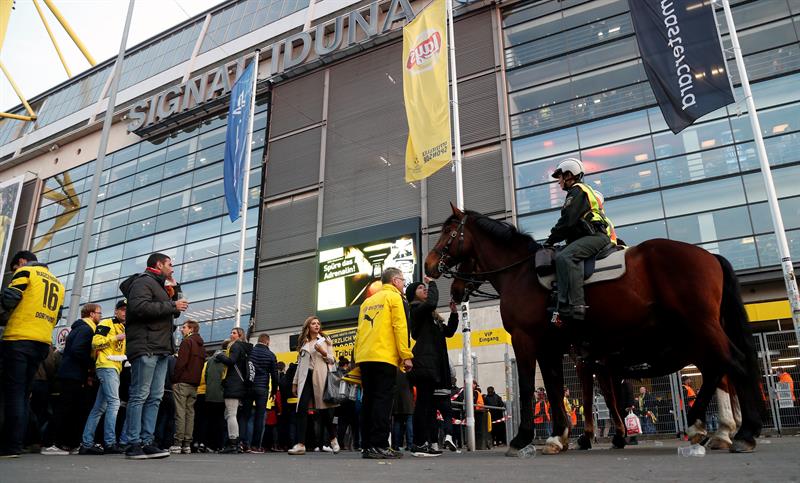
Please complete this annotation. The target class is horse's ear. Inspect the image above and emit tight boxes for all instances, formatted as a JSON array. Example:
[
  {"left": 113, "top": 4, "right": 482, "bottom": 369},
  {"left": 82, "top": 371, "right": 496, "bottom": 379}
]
[{"left": 450, "top": 202, "right": 463, "bottom": 217}]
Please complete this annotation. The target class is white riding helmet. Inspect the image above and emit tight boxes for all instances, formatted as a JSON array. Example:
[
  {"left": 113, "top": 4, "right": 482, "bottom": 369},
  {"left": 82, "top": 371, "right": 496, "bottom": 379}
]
[{"left": 551, "top": 158, "right": 585, "bottom": 179}]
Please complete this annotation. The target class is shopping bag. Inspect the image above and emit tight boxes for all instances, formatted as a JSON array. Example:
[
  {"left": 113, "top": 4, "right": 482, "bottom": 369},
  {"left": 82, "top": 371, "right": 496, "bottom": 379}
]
[
  {"left": 323, "top": 369, "right": 345, "bottom": 404},
  {"left": 625, "top": 410, "right": 642, "bottom": 436}
]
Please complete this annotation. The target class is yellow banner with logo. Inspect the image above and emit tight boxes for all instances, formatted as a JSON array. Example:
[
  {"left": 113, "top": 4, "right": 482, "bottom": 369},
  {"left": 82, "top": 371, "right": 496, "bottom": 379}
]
[{"left": 403, "top": 0, "right": 451, "bottom": 182}]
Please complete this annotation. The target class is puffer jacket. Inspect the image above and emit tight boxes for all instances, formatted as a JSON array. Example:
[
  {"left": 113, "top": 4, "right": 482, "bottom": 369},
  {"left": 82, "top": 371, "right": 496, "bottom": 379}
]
[
  {"left": 119, "top": 271, "right": 180, "bottom": 360},
  {"left": 215, "top": 339, "right": 252, "bottom": 399},
  {"left": 409, "top": 281, "right": 458, "bottom": 387}
]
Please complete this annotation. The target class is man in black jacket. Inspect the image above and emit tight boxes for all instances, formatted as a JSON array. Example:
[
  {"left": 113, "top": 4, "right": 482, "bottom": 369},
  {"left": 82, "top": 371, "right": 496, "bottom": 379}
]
[
  {"left": 53, "top": 303, "right": 101, "bottom": 453},
  {"left": 248, "top": 333, "right": 279, "bottom": 452},
  {"left": 119, "top": 253, "right": 188, "bottom": 460}
]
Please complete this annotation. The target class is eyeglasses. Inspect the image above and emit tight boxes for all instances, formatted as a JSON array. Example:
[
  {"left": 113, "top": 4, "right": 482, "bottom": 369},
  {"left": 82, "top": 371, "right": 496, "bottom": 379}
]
[{"left": 92, "top": 311, "right": 102, "bottom": 315}]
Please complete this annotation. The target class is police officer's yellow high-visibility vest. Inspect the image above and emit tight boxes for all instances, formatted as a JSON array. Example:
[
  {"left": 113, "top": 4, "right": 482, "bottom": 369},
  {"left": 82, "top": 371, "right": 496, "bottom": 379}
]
[{"left": 575, "top": 182, "right": 617, "bottom": 244}]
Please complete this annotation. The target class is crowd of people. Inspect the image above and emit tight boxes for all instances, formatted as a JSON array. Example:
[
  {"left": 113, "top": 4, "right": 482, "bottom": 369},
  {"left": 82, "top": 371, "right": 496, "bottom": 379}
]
[{"left": 0, "top": 250, "right": 508, "bottom": 459}]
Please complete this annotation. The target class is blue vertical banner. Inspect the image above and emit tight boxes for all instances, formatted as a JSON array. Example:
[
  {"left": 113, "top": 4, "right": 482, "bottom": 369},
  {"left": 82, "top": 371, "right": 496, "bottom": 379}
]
[{"left": 224, "top": 60, "right": 256, "bottom": 222}]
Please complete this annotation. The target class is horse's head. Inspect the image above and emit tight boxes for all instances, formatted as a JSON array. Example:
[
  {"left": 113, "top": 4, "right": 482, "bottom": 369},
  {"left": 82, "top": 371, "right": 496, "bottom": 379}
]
[
  {"left": 425, "top": 203, "right": 474, "bottom": 278},
  {"left": 450, "top": 258, "right": 481, "bottom": 304}
]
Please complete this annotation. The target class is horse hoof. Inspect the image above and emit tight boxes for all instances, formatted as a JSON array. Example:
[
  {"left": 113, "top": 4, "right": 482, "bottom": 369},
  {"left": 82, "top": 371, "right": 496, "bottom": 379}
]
[
  {"left": 730, "top": 439, "right": 756, "bottom": 453},
  {"left": 707, "top": 437, "right": 731, "bottom": 450},
  {"left": 688, "top": 432, "right": 707, "bottom": 445},
  {"left": 541, "top": 443, "right": 562, "bottom": 455},
  {"left": 611, "top": 434, "right": 626, "bottom": 449},
  {"left": 577, "top": 434, "right": 592, "bottom": 450},
  {"left": 506, "top": 443, "right": 536, "bottom": 458}
]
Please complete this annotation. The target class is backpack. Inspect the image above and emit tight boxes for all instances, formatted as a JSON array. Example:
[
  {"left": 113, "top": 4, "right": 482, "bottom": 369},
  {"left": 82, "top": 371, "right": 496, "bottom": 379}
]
[{"left": 233, "top": 343, "right": 256, "bottom": 387}]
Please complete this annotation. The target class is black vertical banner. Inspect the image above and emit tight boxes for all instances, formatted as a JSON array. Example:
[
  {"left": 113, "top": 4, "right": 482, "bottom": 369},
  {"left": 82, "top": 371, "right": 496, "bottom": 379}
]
[{"left": 628, "top": 0, "right": 734, "bottom": 134}]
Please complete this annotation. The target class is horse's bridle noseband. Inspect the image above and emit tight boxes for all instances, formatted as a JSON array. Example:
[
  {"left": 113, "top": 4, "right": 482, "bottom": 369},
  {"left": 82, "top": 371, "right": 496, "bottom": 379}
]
[{"left": 432, "top": 215, "right": 468, "bottom": 275}]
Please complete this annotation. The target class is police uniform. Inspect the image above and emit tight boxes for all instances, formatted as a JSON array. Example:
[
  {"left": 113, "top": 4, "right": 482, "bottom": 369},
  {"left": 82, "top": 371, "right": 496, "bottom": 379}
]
[{"left": 546, "top": 159, "right": 616, "bottom": 320}]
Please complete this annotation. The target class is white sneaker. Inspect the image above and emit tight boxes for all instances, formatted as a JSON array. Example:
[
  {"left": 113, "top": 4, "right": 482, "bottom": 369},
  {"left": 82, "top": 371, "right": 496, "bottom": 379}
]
[
  {"left": 330, "top": 438, "right": 340, "bottom": 454},
  {"left": 41, "top": 445, "right": 69, "bottom": 455},
  {"left": 288, "top": 444, "right": 306, "bottom": 455},
  {"left": 169, "top": 445, "right": 182, "bottom": 454},
  {"left": 431, "top": 442, "right": 440, "bottom": 452},
  {"left": 444, "top": 435, "right": 457, "bottom": 452},
  {"left": 68, "top": 448, "right": 80, "bottom": 455},
  {"left": 322, "top": 445, "right": 333, "bottom": 453}
]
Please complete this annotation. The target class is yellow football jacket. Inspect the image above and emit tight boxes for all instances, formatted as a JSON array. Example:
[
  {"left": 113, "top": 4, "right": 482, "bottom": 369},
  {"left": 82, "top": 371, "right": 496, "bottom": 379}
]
[
  {"left": 2, "top": 263, "right": 64, "bottom": 344},
  {"left": 354, "top": 283, "right": 413, "bottom": 367}
]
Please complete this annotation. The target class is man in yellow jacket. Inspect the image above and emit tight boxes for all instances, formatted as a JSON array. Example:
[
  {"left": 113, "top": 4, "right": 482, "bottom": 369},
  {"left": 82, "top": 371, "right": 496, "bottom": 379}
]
[
  {"left": 354, "top": 267, "right": 413, "bottom": 460},
  {"left": 79, "top": 300, "right": 127, "bottom": 455}
]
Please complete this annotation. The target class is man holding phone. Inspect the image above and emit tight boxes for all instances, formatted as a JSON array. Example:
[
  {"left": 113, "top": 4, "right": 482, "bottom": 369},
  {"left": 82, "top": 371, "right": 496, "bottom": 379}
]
[{"left": 119, "top": 253, "right": 188, "bottom": 460}]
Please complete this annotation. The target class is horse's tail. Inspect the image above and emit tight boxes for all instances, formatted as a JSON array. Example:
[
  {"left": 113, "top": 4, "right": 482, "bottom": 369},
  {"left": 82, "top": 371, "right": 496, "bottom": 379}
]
[{"left": 714, "top": 255, "right": 764, "bottom": 412}]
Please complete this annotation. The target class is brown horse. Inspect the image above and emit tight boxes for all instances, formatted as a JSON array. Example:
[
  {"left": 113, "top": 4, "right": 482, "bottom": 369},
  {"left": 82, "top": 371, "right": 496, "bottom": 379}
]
[{"left": 426, "top": 206, "right": 763, "bottom": 455}]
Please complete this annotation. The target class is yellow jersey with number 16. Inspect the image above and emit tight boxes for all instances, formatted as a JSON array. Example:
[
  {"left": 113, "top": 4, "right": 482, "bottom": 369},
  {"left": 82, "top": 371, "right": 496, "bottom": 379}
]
[{"left": 3, "top": 264, "right": 65, "bottom": 344}]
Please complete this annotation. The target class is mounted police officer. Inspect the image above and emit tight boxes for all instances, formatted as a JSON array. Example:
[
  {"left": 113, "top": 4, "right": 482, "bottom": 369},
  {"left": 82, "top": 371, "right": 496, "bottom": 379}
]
[{"left": 544, "top": 158, "right": 616, "bottom": 321}]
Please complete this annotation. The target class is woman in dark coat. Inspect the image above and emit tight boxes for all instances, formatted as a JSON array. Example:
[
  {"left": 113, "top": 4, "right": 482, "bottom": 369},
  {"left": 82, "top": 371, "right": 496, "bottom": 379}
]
[
  {"left": 214, "top": 327, "right": 252, "bottom": 453},
  {"left": 406, "top": 278, "right": 458, "bottom": 456}
]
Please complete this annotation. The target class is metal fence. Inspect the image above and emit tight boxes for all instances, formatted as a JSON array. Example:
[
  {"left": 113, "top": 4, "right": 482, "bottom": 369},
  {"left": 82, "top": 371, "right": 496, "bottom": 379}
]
[{"left": 504, "top": 330, "right": 800, "bottom": 440}]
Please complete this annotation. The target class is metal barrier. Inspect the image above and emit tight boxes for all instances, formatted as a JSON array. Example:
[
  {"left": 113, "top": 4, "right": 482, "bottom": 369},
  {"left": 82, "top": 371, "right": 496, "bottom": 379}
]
[{"left": 500, "top": 330, "right": 800, "bottom": 439}]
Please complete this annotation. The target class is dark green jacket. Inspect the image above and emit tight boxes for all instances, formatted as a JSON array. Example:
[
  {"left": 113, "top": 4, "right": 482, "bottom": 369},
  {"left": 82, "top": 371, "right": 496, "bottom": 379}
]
[
  {"left": 204, "top": 353, "right": 226, "bottom": 403},
  {"left": 546, "top": 184, "right": 593, "bottom": 246}
]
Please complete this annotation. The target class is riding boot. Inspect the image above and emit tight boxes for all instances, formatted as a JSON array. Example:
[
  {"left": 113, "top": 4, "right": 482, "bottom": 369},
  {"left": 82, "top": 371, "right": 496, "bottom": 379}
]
[{"left": 220, "top": 437, "right": 240, "bottom": 454}]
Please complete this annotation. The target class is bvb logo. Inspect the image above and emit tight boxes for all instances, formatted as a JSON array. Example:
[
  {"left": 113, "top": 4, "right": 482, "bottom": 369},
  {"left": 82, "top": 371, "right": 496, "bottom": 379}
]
[{"left": 405, "top": 29, "right": 443, "bottom": 74}]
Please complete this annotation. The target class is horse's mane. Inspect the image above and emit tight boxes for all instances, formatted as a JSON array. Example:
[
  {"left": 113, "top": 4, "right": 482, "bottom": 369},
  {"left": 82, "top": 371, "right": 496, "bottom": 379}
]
[{"left": 445, "top": 210, "right": 539, "bottom": 250}]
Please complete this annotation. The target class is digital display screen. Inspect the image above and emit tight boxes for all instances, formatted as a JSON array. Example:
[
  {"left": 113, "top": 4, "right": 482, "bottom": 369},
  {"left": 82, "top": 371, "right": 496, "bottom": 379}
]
[{"left": 316, "top": 218, "right": 420, "bottom": 322}]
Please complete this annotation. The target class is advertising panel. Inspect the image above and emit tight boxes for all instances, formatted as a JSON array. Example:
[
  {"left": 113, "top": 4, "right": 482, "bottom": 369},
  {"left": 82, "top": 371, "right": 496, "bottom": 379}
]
[{"left": 0, "top": 176, "right": 24, "bottom": 276}]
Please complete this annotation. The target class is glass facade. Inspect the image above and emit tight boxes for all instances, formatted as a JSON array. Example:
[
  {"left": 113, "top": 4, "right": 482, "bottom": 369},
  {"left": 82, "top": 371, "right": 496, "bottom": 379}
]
[
  {"left": 507, "top": 0, "right": 800, "bottom": 271},
  {"left": 31, "top": 100, "right": 268, "bottom": 343}
]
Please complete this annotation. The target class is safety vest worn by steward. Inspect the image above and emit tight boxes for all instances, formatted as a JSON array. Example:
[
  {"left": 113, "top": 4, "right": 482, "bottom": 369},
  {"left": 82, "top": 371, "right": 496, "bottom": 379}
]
[
  {"left": 534, "top": 400, "right": 550, "bottom": 423},
  {"left": 2, "top": 263, "right": 65, "bottom": 344},
  {"left": 575, "top": 182, "right": 617, "bottom": 244},
  {"left": 93, "top": 317, "right": 126, "bottom": 372}
]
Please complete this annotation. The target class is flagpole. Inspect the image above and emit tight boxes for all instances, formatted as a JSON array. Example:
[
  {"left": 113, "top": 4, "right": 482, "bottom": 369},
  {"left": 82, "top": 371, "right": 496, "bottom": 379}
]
[
  {"left": 234, "top": 50, "right": 259, "bottom": 330},
  {"left": 720, "top": 0, "right": 800, "bottom": 345},
  {"left": 445, "top": 0, "right": 474, "bottom": 452},
  {"left": 67, "top": 0, "right": 135, "bottom": 324}
]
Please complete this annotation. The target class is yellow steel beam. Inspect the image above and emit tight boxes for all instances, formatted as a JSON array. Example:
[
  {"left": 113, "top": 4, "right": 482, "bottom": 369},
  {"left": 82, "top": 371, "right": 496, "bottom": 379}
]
[
  {"left": 42, "top": 0, "right": 96, "bottom": 66},
  {"left": 0, "top": 60, "right": 36, "bottom": 118},
  {"left": 0, "top": 112, "right": 35, "bottom": 121},
  {"left": 33, "top": 0, "right": 72, "bottom": 77}
]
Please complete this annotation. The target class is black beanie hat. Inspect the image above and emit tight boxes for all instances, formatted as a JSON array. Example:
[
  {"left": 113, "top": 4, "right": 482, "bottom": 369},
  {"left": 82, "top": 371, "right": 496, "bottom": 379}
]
[{"left": 405, "top": 282, "right": 424, "bottom": 303}]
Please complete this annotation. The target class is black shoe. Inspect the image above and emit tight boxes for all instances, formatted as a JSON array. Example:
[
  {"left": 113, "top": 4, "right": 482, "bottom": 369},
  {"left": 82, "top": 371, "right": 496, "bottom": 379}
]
[
  {"left": 220, "top": 438, "right": 240, "bottom": 454},
  {"left": 142, "top": 444, "right": 170, "bottom": 459},
  {"left": 125, "top": 444, "right": 147, "bottom": 460},
  {"left": 362, "top": 447, "right": 384, "bottom": 459},
  {"left": 104, "top": 444, "right": 125, "bottom": 455},
  {"left": 79, "top": 444, "right": 105, "bottom": 455},
  {"left": 0, "top": 450, "right": 20, "bottom": 459},
  {"left": 411, "top": 443, "right": 441, "bottom": 457},
  {"left": 376, "top": 447, "right": 401, "bottom": 459}
]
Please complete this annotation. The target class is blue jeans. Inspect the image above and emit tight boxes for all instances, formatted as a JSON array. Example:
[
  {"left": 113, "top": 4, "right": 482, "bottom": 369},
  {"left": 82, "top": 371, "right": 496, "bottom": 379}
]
[
  {"left": 392, "top": 415, "right": 413, "bottom": 449},
  {"left": 125, "top": 355, "right": 168, "bottom": 445},
  {"left": 82, "top": 368, "right": 121, "bottom": 447},
  {"left": 0, "top": 340, "right": 50, "bottom": 454},
  {"left": 251, "top": 387, "right": 268, "bottom": 448}
]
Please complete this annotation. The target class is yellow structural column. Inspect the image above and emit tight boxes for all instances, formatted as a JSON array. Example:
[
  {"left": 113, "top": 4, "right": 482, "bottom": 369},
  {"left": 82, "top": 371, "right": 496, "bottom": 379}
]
[
  {"left": 0, "top": 60, "right": 36, "bottom": 119},
  {"left": 42, "top": 0, "right": 96, "bottom": 66},
  {"left": 33, "top": 0, "right": 72, "bottom": 77}
]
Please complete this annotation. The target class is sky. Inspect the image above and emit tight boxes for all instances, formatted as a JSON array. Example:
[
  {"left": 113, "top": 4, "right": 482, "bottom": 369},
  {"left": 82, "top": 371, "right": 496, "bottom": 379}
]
[{"left": 0, "top": 0, "right": 225, "bottom": 112}]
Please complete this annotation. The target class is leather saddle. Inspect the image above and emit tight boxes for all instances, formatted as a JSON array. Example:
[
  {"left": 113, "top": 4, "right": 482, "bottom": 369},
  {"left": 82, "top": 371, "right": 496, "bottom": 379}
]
[{"left": 535, "top": 244, "right": 627, "bottom": 290}]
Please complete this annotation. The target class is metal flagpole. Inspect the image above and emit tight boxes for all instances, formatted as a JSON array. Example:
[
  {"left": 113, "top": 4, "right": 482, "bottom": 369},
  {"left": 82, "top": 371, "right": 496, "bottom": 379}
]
[
  {"left": 234, "top": 50, "right": 260, "bottom": 329},
  {"left": 720, "top": 0, "right": 800, "bottom": 345},
  {"left": 66, "top": 0, "right": 135, "bottom": 324},
  {"left": 445, "top": 0, "right": 474, "bottom": 451}
]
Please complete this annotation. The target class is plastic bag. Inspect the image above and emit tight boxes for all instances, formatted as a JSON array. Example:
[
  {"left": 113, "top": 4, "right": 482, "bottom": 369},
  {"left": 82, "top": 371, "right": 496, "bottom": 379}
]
[
  {"left": 323, "top": 369, "right": 345, "bottom": 404},
  {"left": 625, "top": 410, "right": 642, "bottom": 436}
]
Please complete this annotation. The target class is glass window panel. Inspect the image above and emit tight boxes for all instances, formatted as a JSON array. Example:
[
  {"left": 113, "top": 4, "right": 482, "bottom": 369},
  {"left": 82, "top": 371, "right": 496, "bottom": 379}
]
[
  {"left": 662, "top": 177, "right": 746, "bottom": 217},
  {"left": 198, "top": 321, "right": 213, "bottom": 341},
  {"left": 217, "top": 252, "right": 241, "bottom": 275},
  {"left": 517, "top": 210, "right": 561, "bottom": 241},
  {"left": 199, "top": 126, "right": 226, "bottom": 150},
  {"left": 743, "top": 165, "right": 800, "bottom": 203},
  {"left": 93, "top": 262, "right": 121, "bottom": 284},
  {"left": 134, "top": 165, "right": 164, "bottom": 189},
  {"left": 516, "top": 183, "right": 562, "bottom": 214},
  {"left": 737, "top": 131, "right": 800, "bottom": 171},
  {"left": 213, "top": 295, "right": 237, "bottom": 320},
  {"left": 212, "top": 319, "right": 236, "bottom": 342},
  {"left": 189, "top": 198, "right": 225, "bottom": 223},
  {"left": 749, "top": 196, "right": 800, "bottom": 234},
  {"left": 604, "top": 191, "right": 664, "bottom": 226},
  {"left": 162, "top": 172, "right": 193, "bottom": 196},
  {"left": 666, "top": 206, "right": 753, "bottom": 245},
  {"left": 180, "top": 278, "right": 216, "bottom": 302},
  {"left": 196, "top": 144, "right": 225, "bottom": 167},
  {"left": 156, "top": 208, "right": 189, "bottom": 232},
  {"left": 580, "top": 136, "right": 655, "bottom": 173},
  {"left": 186, "top": 217, "right": 222, "bottom": 243},
  {"left": 584, "top": 162, "right": 658, "bottom": 198},
  {"left": 657, "top": 146, "right": 740, "bottom": 187},
  {"left": 123, "top": 236, "right": 154, "bottom": 260},
  {"left": 137, "top": 149, "right": 166, "bottom": 172},
  {"left": 126, "top": 219, "right": 156, "bottom": 239},
  {"left": 159, "top": 192, "right": 191, "bottom": 214},
  {"left": 513, "top": 127, "right": 579, "bottom": 163},
  {"left": 164, "top": 154, "right": 196, "bottom": 178},
  {"left": 191, "top": 180, "right": 224, "bottom": 204},
  {"left": 215, "top": 273, "right": 238, "bottom": 298},
  {"left": 698, "top": 237, "right": 758, "bottom": 271},
  {"left": 577, "top": 110, "right": 650, "bottom": 149},
  {"left": 112, "top": 145, "right": 139, "bottom": 166},
  {"left": 97, "top": 226, "right": 127, "bottom": 250},
  {"left": 184, "top": 237, "right": 220, "bottom": 263},
  {"left": 106, "top": 176, "right": 134, "bottom": 198},
  {"left": 184, "top": 299, "right": 215, "bottom": 322},
  {"left": 154, "top": 227, "right": 187, "bottom": 251},
  {"left": 110, "top": 160, "right": 137, "bottom": 182},
  {"left": 101, "top": 210, "right": 128, "bottom": 232},
  {"left": 103, "top": 192, "right": 133, "bottom": 215},
  {"left": 652, "top": 118, "right": 733, "bottom": 159},
  {"left": 128, "top": 200, "right": 159, "bottom": 223},
  {"left": 93, "top": 244, "right": 123, "bottom": 264},
  {"left": 167, "top": 137, "right": 198, "bottom": 160},
  {"left": 180, "top": 257, "right": 219, "bottom": 281},
  {"left": 756, "top": 229, "right": 800, "bottom": 267},
  {"left": 615, "top": 220, "right": 667, "bottom": 246},
  {"left": 132, "top": 183, "right": 162, "bottom": 204},
  {"left": 730, "top": 103, "right": 800, "bottom": 143},
  {"left": 246, "top": 207, "right": 258, "bottom": 229}
]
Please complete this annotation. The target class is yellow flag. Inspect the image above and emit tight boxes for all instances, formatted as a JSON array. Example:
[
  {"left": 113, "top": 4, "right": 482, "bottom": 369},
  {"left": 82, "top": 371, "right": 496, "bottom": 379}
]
[{"left": 403, "top": 0, "right": 451, "bottom": 182}]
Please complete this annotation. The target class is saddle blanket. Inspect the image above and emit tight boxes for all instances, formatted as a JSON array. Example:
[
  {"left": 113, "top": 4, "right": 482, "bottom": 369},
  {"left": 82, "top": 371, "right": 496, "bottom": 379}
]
[{"left": 537, "top": 248, "right": 628, "bottom": 290}]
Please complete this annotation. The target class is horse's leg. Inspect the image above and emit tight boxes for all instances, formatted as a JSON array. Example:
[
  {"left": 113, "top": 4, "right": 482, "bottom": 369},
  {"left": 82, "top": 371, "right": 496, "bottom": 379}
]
[
  {"left": 506, "top": 333, "right": 537, "bottom": 457},
  {"left": 539, "top": 351, "right": 569, "bottom": 455},
  {"left": 576, "top": 360, "right": 594, "bottom": 450},
  {"left": 709, "top": 377, "right": 735, "bottom": 450},
  {"left": 686, "top": 369, "right": 721, "bottom": 445},
  {"left": 596, "top": 371, "right": 626, "bottom": 449}
]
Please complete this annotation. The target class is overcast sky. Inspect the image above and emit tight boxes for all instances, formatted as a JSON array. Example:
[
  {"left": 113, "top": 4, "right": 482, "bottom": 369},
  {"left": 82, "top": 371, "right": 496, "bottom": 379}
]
[{"left": 1, "top": 0, "right": 224, "bottom": 112}]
